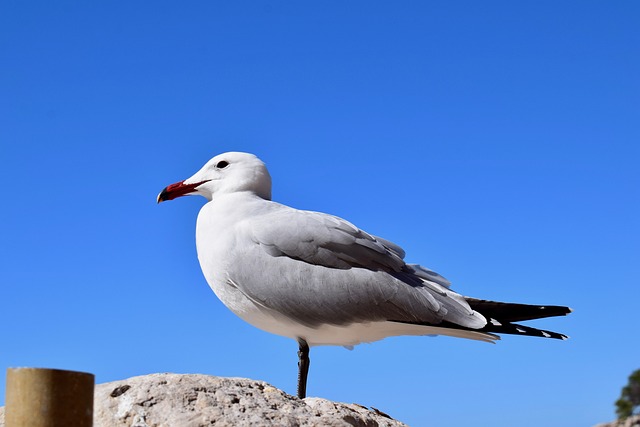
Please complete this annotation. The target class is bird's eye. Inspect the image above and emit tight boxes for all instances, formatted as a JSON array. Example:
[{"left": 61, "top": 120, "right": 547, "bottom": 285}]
[{"left": 216, "top": 160, "right": 229, "bottom": 169}]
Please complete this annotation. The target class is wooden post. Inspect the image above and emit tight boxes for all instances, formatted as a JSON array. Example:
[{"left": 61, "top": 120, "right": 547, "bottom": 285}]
[{"left": 5, "top": 367, "right": 94, "bottom": 427}]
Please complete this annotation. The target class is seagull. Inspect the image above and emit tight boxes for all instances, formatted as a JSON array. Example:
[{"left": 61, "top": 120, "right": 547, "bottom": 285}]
[{"left": 158, "top": 151, "right": 571, "bottom": 399}]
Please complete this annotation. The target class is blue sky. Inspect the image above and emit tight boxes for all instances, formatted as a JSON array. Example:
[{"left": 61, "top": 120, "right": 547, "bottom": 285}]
[{"left": 1, "top": 2, "right": 638, "bottom": 426}]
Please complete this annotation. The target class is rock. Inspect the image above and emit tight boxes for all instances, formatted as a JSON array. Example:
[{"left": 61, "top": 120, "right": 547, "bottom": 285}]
[
  {"left": 0, "top": 373, "right": 408, "bottom": 427},
  {"left": 594, "top": 415, "right": 640, "bottom": 427}
]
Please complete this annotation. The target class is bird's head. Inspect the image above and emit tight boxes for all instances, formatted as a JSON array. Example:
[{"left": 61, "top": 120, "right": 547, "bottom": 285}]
[{"left": 157, "top": 152, "right": 272, "bottom": 203}]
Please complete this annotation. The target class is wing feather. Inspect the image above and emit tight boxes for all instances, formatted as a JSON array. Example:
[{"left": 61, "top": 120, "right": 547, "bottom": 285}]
[
  {"left": 230, "top": 202, "right": 486, "bottom": 330},
  {"left": 251, "top": 209, "right": 405, "bottom": 272}
]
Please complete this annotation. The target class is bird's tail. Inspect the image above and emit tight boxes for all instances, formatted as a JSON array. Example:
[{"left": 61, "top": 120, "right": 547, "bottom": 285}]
[{"left": 465, "top": 298, "right": 572, "bottom": 340}]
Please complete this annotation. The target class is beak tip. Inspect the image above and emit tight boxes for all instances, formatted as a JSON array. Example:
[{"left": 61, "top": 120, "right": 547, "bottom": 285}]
[{"left": 157, "top": 188, "right": 169, "bottom": 204}]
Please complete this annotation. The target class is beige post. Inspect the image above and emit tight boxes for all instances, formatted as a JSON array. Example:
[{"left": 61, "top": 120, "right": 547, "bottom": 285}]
[{"left": 5, "top": 367, "right": 94, "bottom": 427}]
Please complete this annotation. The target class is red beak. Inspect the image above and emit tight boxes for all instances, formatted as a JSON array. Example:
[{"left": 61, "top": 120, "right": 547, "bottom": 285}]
[{"left": 157, "top": 180, "right": 210, "bottom": 203}]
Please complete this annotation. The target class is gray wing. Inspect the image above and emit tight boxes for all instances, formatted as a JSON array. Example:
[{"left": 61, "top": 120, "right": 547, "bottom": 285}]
[
  {"left": 251, "top": 208, "right": 406, "bottom": 272},
  {"left": 231, "top": 205, "right": 484, "bottom": 329}
]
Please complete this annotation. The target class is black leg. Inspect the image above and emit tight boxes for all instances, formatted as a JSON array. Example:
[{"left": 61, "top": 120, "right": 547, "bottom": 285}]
[{"left": 297, "top": 339, "right": 310, "bottom": 399}]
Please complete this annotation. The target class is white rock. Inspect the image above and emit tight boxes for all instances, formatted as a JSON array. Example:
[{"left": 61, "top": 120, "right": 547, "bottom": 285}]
[{"left": 0, "top": 373, "right": 408, "bottom": 427}]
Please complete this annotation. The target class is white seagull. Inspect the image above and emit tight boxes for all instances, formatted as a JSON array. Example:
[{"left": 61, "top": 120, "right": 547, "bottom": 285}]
[{"left": 158, "top": 151, "right": 571, "bottom": 398}]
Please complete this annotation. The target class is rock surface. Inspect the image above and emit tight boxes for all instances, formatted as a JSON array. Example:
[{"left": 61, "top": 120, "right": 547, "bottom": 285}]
[
  {"left": 595, "top": 415, "right": 640, "bottom": 427},
  {"left": 0, "top": 373, "right": 407, "bottom": 427}
]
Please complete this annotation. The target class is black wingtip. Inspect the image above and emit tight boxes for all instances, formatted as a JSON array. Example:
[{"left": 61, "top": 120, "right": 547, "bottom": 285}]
[
  {"left": 466, "top": 299, "right": 573, "bottom": 323},
  {"left": 478, "top": 317, "right": 568, "bottom": 339}
]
